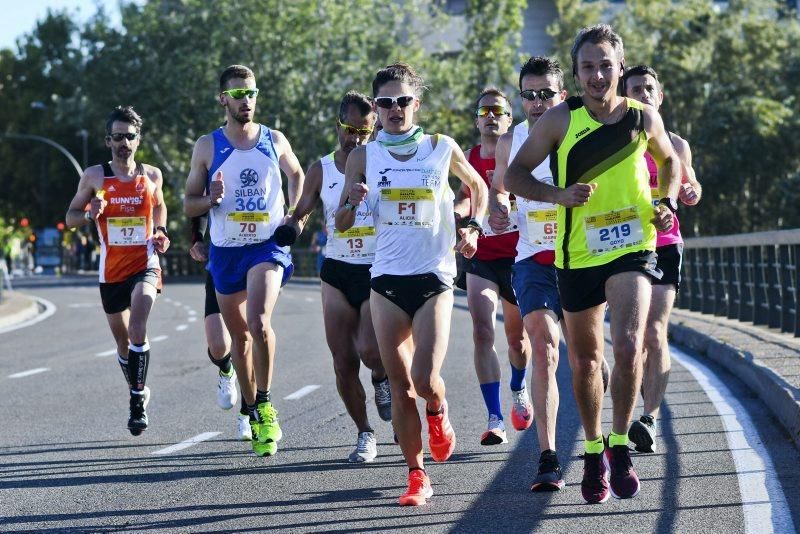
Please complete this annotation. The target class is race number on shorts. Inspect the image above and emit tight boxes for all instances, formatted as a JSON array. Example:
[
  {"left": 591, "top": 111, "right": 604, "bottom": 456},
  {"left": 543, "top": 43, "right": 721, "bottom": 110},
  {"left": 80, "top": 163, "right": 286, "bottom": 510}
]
[
  {"left": 584, "top": 206, "right": 644, "bottom": 255},
  {"left": 225, "top": 212, "right": 270, "bottom": 243},
  {"left": 380, "top": 188, "right": 435, "bottom": 228},
  {"left": 107, "top": 217, "right": 146, "bottom": 246},
  {"left": 330, "top": 226, "right": 376, "bottom": 258}
]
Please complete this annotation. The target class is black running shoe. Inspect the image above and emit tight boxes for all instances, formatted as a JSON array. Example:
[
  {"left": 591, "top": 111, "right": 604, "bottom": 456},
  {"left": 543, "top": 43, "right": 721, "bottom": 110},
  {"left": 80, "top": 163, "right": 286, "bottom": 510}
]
[
  {"left": 629, "top": 415, "right": 657, "bottom": 453},
  {"left": 531, "top": 450, "right": 565, "bottom": 491},
  {"left": 128, "top": 388, "right": 149, "bottom": 436}
]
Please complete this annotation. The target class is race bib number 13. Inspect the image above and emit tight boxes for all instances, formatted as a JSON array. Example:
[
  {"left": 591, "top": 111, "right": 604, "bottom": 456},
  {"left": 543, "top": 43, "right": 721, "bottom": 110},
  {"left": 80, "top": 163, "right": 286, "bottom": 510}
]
[
  {"left": 225, "top": 212, "right": 270, "bottom": 243},
  {"left": 584, "top": 206, "right": 644, "bottom": 255},
  {"left": 330, "top": 226, "right": 376, "bottom": 258},
  {"left": 107, "top": 217, "right": 146, "bottom": 246},
  {"left": 380, "top": 188, "right": 435, "bottom": 228}
]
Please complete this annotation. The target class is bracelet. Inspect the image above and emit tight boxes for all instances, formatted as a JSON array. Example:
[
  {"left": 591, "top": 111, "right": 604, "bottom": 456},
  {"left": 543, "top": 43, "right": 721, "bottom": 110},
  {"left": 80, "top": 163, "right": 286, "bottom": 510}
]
[
  {"left": 155, "top": 225, "right": 169, "bottom": 237},
  {"left": 466, "top": 218, "right": 485, "bottom": 237},
  {"left": 343, "top": 199, "right": 357, "bottom": 212}
]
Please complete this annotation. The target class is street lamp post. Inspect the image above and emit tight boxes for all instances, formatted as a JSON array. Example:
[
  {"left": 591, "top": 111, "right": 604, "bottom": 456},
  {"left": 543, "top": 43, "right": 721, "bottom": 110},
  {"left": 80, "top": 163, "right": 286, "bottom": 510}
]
[{"left": 76, "top": 129, "right": 88, "bottom": 169}]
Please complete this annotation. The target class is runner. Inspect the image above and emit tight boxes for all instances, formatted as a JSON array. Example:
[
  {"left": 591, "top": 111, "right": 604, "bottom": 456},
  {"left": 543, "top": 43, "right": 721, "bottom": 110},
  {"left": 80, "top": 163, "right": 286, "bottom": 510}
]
[
  {"left": 278, "top": 90, "right": 392, "bottom": 463},
  {"left": 622, "top": 64, "right": 702, "bottom": 453},
  {"left": 504, "top": 25, "right": 681, "bottom": 503},
  {"left": 189, "top": 214, "right": 253, "bottom": 441},
  {"left": 336, "top": 63, "right": 487, "bottom": 506},
  {"left": 183, "top": 64, "right": 304, "bottom": 457},
  {"left": 453, "top": 87, "right": 531, "bottom": 447},
  {"left": 65, "top": 105, "right": 169, "bottom": 435}
]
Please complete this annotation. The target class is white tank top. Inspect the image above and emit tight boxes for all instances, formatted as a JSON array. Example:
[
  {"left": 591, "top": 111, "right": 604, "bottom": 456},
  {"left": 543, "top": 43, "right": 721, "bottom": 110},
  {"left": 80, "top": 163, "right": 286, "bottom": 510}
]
[
  {"left": 207, "top": 126, "right": 284, "bottom": 247},
  {"left": 320, "top": 153, "right": 375, "bottom": 264},
  {"left": 365, "top": 135, "right": 456, "bottom": 284},
  {"left": 510, "top": 121, "right": 557, "bottom": 262}
]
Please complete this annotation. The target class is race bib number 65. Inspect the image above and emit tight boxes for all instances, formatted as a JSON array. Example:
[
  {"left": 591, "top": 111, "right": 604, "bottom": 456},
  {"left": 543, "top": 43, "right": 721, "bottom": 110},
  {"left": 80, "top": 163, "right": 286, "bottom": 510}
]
[{"left": 380, "top": 188, "right": 436, "bottom": 228}]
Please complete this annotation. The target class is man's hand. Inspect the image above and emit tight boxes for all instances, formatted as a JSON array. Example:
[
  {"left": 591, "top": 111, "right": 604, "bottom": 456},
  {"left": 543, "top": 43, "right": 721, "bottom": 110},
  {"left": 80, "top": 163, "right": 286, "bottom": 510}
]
[
  {"left": 652, "top": 204, "right": 674, "bottom": 232},
  {"left": 189, "top": 241, "right": 208, "bottom": 262},
  {"left": 679, "top": 182, "right": 699, "bottom": 206},
  {"left": 488, "top": 202, "right": 511, "bottom": 234},
  {"left": 556, "top": 182, "right": 596, "bottom": 207},
  {"left": 209, "top": 170, "right": 225, "bottom": 206},
  {"left": 456, "top": 227, "right": 480, "bottom": 258},
  {"left": 153, "top": 229, "right": 170, "bottom": 254},
  {"left": 347, "top": 182, "right": 369, "bottom": 206},
  {"left": 90, "top": 191, "right": 107, "bottom": 219}
]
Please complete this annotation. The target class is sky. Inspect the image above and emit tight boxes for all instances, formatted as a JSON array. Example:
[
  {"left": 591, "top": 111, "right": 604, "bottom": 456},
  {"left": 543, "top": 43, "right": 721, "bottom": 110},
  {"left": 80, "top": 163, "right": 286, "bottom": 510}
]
[{"left": 0, "top": 0, "right": 121, "bottom": 51}]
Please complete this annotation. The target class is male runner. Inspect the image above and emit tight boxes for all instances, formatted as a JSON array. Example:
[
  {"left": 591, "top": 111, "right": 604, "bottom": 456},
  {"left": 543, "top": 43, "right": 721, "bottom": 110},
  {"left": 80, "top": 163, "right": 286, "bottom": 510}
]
[
  {"left": 504, "top": 26, "right": 680, "bottom": 503},
  {"left": 280, "top": 91, "right": 392, "bottom": 463},
  {"left": 454, "top": 87, "right": 531, "bottom": 446},
  {"left": 184, "top": 65, "right": 304, "bottom": 457},
  {"left": 623, "top": 65, "right": 701, "bottom": 453},
  {"left": 66, "top": 106, "right": 169, "bottom": 435}
]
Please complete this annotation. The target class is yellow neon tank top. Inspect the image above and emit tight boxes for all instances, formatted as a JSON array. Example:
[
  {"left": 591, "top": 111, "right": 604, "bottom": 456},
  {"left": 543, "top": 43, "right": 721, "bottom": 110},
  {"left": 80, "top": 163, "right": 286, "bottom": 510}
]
[{"left": 552, "top": 97, "right": 656, "bottom": 269}]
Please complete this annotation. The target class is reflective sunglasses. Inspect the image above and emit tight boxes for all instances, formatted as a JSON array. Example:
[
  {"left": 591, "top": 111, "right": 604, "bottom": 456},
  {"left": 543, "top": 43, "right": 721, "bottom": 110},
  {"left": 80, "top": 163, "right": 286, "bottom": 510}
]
[
  {"left": 337, "top": 120, "right": 373, "bottom": 136},
  {"left": 520, "top": 88, "right": 558, "bottom": 101},
  {"left": 107, "top": 132, "right": 138, "bottom": 142},
  {"left": 374, "top": 95, "right": 415, "bottom": 109},
  {"left": 475, "top": 105, "right": 510, "bottom": 117},
  {"left": 222, "top": 88, "right": 260, "bottom": 99}
]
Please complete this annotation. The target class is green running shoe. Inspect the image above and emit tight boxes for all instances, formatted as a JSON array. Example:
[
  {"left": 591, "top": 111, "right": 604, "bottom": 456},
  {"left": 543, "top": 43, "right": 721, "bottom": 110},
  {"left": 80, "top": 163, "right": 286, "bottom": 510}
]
[
  {"left": 256, "top": 401, "right": 283, "bottom": 444},
  {"left": 252, "top": 438, "right": 277, "bottom": 457}
]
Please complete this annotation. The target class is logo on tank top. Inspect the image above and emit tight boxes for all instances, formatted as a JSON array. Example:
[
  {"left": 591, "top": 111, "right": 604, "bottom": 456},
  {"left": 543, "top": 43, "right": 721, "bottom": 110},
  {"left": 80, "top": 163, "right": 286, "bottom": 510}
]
[
  {"left": 377, "top": 176, "right": 392, "bottom": 188},
  {"left": 575, "top": 127, "right": 591, "bottom": 139},
  {"left": 135, "top": 181, "right": 145, "bottom": 193},
  {"left": 240, "top": 168, "right": 259, "bottom": 187},
  {"left": 328, "top": 182, "right": 338, "bottom": 189}
]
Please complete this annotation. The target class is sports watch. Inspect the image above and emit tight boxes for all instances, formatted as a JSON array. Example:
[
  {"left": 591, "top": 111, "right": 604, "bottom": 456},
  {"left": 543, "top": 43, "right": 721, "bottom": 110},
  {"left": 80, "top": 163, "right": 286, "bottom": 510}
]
[{"left": 658, "top": 197, "right": 678, "bottom": 213}]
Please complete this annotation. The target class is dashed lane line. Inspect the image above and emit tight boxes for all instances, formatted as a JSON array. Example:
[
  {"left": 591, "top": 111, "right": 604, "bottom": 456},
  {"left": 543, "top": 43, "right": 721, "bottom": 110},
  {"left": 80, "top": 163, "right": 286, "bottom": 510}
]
[
  {"left": 284, "top": 385, "right": 320, "bottom": 400},
  {"left": 9, "top": 367, "right": 50, "bottom": 378},
  {"left": 151, "top": 432, "right": 222, "bottom": 455}
]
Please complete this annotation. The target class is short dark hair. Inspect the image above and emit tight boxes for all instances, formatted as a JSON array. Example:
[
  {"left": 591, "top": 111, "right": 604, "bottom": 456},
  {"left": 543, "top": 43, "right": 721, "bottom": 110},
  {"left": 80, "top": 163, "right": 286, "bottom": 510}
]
[
  {"left": 622, "top": 64, "right": 661, "bottom": 93},
  {"left": 518, "top": 56, "right": 564, "bottom": 91},
  {"left": 338, "top": 91, "right": 373, "bottom": 122},
  {"left": 570, "top": 24, "right": 624, "bottom": 75},
  {"left": 105, "top": 106, "right": 143, "bottom": 135},
  {"left": 475, "top": 86, "right": 511, "bottom": 109},
  {"left": 372, "top": 62, "right": 426, "bottom": 98},
  {"left": 219, "top": 64, "right": 255, "bottom": 92}
]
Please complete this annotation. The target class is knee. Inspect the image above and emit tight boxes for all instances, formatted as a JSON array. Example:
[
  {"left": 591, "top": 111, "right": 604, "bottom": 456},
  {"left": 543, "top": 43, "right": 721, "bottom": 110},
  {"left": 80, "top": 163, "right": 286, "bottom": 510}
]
[
  {"left": 644, "top": 323, "right": 665, "bottom": 353},
  {"left": 332, "top": 353, "right": 360, "bottom": 379},
  {"left": 571, "top": 352, "right": 603, "bottom": 376},
  {"left": 506, "top": 332, "right": 525, "bottom": 355},
  {"left": 410, "top": 370, "right": 436, "bottom": 399},
  {"left": 229, "top": 331, "right": 251, "bottom": 354},
  {"left": 612, "top": 337, "right": 641, "bottom": 366},
  {"left": 472, "top": 320, "right": 495, "bottom": 349},
  {"left": 246, "top": 316, "right": 271, "bottom": 341},
  {"left": 358, "top": 346, "right": 383, "bottom": 371},
  {"left": 532, "top": 337, "right": 559, "bottom": 372}
]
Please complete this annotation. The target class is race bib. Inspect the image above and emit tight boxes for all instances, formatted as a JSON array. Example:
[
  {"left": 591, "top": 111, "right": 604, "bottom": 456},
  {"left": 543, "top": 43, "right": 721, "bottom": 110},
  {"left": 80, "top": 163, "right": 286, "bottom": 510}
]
[
  {"left": 483, "top": 198, "right": 518, "bottom": 236},
  {"left": 330, "top": 226, "right": 376, "bottom": 259},
  {"left": 225, "top": 212, "right": 270, "bottom": 243},
  {"left": 107, "top": 217, "right": 146, "bottom": 246},
  {"left": 584, "top": 206, "right": 644, "bottom": 256},
  {"left": 380, "top": 188, "right": 435, "bottom": 228},
  {"left": 526, "top": 209, "right": 557, "bottom": 245},
  {"left": 650, "top": 188, "right": 660, "bottom": 208}
]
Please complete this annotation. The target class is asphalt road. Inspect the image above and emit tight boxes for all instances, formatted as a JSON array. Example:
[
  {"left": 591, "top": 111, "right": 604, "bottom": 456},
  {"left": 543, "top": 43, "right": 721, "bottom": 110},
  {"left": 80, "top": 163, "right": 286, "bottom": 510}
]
[{"left": 1, "top": 277, "right": 799, "bottom": 533}]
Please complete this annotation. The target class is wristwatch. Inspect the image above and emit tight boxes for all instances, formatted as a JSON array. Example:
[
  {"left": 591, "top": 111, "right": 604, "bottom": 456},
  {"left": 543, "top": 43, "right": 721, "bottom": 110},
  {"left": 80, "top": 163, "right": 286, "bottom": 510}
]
[
  {"left": 343, "top": 198, "right": 357, "bottom": 212},
  {"left": 658, "top": 197, "right": 678, "bottom": 213},
  {"left": 155, "top": 225, "right": 169, "bottom": 237},
  {"left": 466, "top": 218, "right": 485, "bottom": 237}
]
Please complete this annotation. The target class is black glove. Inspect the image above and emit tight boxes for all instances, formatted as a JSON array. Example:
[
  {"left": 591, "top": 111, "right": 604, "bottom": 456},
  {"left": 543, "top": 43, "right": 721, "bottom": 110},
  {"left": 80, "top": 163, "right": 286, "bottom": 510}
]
[{"left": 273, "top": 224, "right": 297, "bottom": 247}]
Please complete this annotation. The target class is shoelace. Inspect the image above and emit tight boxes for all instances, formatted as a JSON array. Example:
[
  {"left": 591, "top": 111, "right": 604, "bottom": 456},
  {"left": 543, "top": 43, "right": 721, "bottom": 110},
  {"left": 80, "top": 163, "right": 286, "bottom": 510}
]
[
  {"left": 512, "top": 389, "right": 529, "bottom": 408},
  {"left": 610, "top": 446, "right": 633, "bottom": 475},
  {"left": 487, "top": 415, "right": 503, "bottom": 431},
  {"left": 539, "top": 455, "right": 560, "bottom": 475},
  {"left": 258, "top": 404, "right": 278, "bottom": 424},
  {"left": 583, "top": 454, "right": 606, "bottom": 489},
  {"left": 375, "top": 380, "right": 391, "bottom": 404},
  {"left": 357, "top": 434, "right": 372, "bottom": 453},
  {"left": 406, "top": 472, "right": 428, "bottom": 494}
]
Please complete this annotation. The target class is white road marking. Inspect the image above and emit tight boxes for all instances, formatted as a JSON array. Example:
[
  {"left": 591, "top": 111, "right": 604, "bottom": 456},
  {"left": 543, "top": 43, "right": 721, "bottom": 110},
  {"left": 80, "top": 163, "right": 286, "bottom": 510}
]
[
  {"left": 173, "top": 301, "right": 182, "bottom": 307},
  {"left": 284, "top": 385, "right": 320, "bottom": 400},
  {"left": 95, "top": 349, "right": 118, "bottom": 357},
  {"left": 0, "top": 296, "right": 57, "bottom": 334},
  {"left": 150, "top": 335, "right": 168, "bottom": 342},
  {"left": 163, "top": 298, "right": 173, "bottom": 303},
  {"left": 304, "top": 297, "right": 314, "bottom": 303},
  {"left": 187, "top": 317, "right": 197, "bottom": 323},
  {"left": 175, "top": 324, "right": 188, "bottom": 331},
  {"left": 151, "top": 432, "right": 221, "bottom": 455},
  {"left": 68, "top": 303, "right": 98, "bottom": 308},
  {"left": 187, "top": 310, "right": 197, "bottom": 316},
  {"left": 671, "top": 346, "right": 795, "bottom": 534},
  {"left": 9, "top": 367, "right": 50, "bottom": 378}
]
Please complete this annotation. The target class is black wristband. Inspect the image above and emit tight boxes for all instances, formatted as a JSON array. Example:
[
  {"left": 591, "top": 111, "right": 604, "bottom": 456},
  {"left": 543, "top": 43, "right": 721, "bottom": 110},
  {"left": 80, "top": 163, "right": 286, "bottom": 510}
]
[
  {"left": 155, "top": 225, "right": 169, "bottom": 237},
  {"left": 466, "top": 218, "right": 485, "bottom": 237}
]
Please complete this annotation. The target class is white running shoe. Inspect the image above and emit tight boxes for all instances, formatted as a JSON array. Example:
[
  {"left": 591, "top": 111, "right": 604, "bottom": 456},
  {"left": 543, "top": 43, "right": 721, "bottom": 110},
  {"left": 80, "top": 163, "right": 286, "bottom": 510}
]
[
  {"left": 348, "top": 431, "right": 377, "bottom": 463},
  {"left": 237, "top": 414, "right": 253, "bottom": 441},
  {"left": 480, "top": 414, "right": 508, "bottom": 445},
  {"left": 217, "top": 369, "right": 238, "bottom": 410}
]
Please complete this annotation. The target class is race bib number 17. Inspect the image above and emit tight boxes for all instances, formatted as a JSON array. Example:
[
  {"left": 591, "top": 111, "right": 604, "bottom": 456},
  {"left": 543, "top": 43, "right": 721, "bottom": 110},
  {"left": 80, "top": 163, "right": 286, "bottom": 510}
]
[{"left": 107, "top": 217, "right": 146, "bottom": 246}]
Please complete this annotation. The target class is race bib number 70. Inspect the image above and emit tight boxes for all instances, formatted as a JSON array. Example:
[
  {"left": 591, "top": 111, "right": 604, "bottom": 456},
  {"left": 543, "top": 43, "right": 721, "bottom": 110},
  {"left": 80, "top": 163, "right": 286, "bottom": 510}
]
[{"left": 225, "top": 211, "right": 270, "bottom": 243}]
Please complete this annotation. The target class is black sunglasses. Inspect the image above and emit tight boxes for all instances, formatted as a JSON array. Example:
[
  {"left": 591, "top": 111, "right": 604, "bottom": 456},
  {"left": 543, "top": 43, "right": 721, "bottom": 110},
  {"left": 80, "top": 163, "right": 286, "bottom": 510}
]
[
  {"left": 107, "top": 133, "right": 138, "bottom": 142},
  {"left": 520, "top": 88, "right": 558, "bottom": 102}
]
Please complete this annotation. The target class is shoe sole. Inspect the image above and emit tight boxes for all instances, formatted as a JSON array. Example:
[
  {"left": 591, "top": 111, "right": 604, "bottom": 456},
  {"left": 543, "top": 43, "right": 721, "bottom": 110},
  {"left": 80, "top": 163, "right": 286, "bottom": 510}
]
[
  {"left": 531, "top": 479, "right": 565, "bottom": 492},
  {"left": 629, "top": 421, "right": 656, "bottom": 453},
  {"left": 480, "top": 432, "right": 508, "bottom": 446},
  {"left": 398, "top": 487, "right": 433, "bottom": 506},
  {"left": 583, "top": 492, "right": 611, "bottom": 504},
  {"left": 253, "top": 443, "right": 277, "bottom": 457},
  {"left": 511, "top": 412, "right": 533, "bottom": 431},
  {"left": 348, "top": 455, "right": 377, "bottom": 463}
]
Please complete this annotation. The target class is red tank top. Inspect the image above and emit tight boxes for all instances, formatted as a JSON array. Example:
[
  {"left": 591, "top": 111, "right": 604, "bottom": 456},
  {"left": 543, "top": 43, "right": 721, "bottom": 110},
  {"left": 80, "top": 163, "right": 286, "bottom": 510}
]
[
  {"left": 466, "top": 145, "right": 519, "bottom": 261},
  {"left": 96, "top": 163, "right": 160, "bottom": 283}
]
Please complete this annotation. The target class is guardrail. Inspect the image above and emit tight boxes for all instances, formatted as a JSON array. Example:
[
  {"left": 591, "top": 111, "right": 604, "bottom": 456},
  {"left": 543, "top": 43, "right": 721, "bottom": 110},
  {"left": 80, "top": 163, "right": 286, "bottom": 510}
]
[{"left": 677, "top": 229, "right": 800, "bottom": 337}]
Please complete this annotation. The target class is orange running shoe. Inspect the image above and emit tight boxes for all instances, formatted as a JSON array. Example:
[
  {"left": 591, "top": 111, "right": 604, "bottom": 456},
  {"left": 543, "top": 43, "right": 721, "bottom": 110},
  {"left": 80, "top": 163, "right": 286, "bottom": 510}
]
[
  {"left": 427, "top": 400, "right": 456, "bottom": 462},
  {"left": 510, "top": 386, "right": 534, "bottom": 431},
  {"left": 398, "top": 470, "right": 433, "bottom": 506}
]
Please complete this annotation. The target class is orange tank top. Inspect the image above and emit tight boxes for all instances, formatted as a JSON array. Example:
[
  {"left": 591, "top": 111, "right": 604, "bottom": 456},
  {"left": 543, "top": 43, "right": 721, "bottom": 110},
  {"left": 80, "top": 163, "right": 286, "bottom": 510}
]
[{"left": 96, "top": 162, "right": 160, "bottom": 283}]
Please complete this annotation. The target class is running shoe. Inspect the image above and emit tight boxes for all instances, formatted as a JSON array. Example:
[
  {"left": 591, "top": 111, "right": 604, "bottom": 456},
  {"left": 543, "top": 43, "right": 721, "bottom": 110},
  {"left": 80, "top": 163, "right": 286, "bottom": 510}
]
[
  {"left": 427, "top": 400, "right": 456, "bottom": 462},
  {"left": 217, "top": 369, "right": 238, "bottom": 410},
  {"left": 373, "top": 378, "right": 392, "bottom": 422},
  {"left": 256, "top": 401, "right": 283, "bottom": 444},
  {"left": 605, "top": 443, "right": 641, "bottom": 499},
  {"left": 480, "top": 415, "right": 508, "bottom": 445},
  {"left": 629, "top": 415, "right": 657, "bottom": 453},
  {"left": 510, "top": 386, "right": 533, "bottom": 431},
  {"left": 601, "top": 358, "right": 610, "bottom": 393},
  {"left": 348, "top": 431, "right": 378, "bottom": 463},
  {"left": 127, "top": 386, "right": 150, "bottom": 436},
  {"left": 398, "top": 470, "right": 433, "bottom": 506},
  {"left": 581, "top": 451, "right": 610, "bottom": 504},
  {"left": 531, "top": 449, "right": 565, "bottom": 491},
  {"left": 237, "top": 414, "right": 253, "bottom": 441}
]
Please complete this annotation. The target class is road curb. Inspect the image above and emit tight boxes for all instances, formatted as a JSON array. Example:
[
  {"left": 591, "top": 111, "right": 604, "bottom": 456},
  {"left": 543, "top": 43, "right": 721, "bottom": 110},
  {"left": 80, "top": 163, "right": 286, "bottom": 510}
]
[
  {"left": 669, "top": 322, "right": 800, "bottom": 449},
  {"left": 0, "top": 293, "right": 40, "bottom": 330}
]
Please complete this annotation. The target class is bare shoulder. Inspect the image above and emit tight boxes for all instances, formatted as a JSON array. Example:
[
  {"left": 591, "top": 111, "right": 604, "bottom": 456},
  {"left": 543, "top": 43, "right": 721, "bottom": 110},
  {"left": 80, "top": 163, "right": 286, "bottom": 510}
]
[
  {"left": 306, "top": 158, "right": 324, "bottom": 180},
  {"left": 142, "top": 163, "right": 164, "bottom": 185},
  {"left": 269, "top": 128, "right": 291, "bottom": 149},
  {"left": 192, "top": 133, "right": 214, "bottom": 162},
  {"left": 668, "top": 131, "right": 690, "bottom": 153},
  {"left": 82, "top": 164, "right": 106, "bottom": 190}
]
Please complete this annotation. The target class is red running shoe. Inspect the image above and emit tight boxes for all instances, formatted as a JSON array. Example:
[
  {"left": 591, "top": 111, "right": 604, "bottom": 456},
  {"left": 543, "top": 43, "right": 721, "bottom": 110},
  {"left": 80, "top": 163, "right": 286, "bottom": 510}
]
[
  {"left": 399, "top": 470, "right": 433, "bottom": 506},
  {"left": 427, "top": 400, "right": 456, "bottom": 462}
]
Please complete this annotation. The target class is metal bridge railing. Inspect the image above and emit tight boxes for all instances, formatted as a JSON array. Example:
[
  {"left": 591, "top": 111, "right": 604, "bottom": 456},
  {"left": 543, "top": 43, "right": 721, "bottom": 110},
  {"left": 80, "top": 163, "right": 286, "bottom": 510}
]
[{"left": 677, "top": 229, "right": 800, "bottom": 337}]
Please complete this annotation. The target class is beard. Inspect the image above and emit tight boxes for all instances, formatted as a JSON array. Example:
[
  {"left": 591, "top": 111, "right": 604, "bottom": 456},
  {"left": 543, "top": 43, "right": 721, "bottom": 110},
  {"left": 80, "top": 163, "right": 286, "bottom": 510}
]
[{"left": 227, "top": 102, "right": 252, "bottom": 125}]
